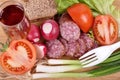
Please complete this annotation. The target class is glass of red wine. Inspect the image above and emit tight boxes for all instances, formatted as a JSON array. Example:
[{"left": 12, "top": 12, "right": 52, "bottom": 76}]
[{"left": 0, "top": 0, "right": 30, "bottom": 40}]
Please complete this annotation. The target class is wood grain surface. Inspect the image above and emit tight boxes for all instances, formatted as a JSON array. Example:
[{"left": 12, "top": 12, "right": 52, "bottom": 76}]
[{"left": 0, "top": 0, "right": 120, "bottom": 80}]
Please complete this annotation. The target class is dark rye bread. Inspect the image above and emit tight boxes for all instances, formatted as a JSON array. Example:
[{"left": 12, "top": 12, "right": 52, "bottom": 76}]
[{"left": 18, "top": 0, "right": 57, "bottom": 20}]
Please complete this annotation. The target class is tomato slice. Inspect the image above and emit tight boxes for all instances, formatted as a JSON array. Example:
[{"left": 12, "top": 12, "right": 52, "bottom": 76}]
[
  {"left": 67, "top": 3, "right": 93, "bottom": 33},
  {"left": 0, "top": 39, "right": 36, "bottom": 75},
  {"left": 93, "top": 15, "right": 118, "bottom": 45}
]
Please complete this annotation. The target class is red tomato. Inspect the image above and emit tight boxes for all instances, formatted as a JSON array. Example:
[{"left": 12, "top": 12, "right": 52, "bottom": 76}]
[
  {"left": 0, "top": 55, "right": 1, "bottom": 64},
  {"left": 0, "top": 39, "right": 36, "bottom": 75},
  {"left": 67, "top": 3, "right": 93, "bottom": 33},
  {"left": 93, "top": 15, "right": 118, "bottom": 45}
]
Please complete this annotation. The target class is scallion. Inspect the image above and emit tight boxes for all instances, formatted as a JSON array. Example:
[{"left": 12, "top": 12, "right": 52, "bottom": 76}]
[
  {"left": 32, "top": 50, "right": 120, "bottom": 79},
  {"left": 47, "top": 59, "right": 81, "bottom": 65},
  {"left": 36, "top": 64, "right": 82, "bottom": 73}
]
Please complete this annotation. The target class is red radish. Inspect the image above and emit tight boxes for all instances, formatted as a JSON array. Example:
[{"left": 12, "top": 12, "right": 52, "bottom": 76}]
[
  {"left": 27, "top": 24, "right": 41, "bottom": 43},
  {"left": 40, "top": 19, "right": 59, "bottom": 40},
  {"left": 34, "top": 43, "right": 47, "bottom": 59}
]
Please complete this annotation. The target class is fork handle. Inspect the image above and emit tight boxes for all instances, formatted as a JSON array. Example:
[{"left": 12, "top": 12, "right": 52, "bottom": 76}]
[{"left": 110, "top": 41, "right": 120, "bottom": 51}]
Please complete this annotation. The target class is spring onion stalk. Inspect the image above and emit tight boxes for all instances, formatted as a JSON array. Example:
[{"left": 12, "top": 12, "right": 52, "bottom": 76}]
[
  {"left": 89, "top": 63, "right": 120, "bottom": 77},
  {"left": 32, "top": 66, "right": 120, "bottom": 79},
  {"left": 98, "top": 59, "right": 120, "bottom": 67},
  {"left": 36, "top": 64, "right": 82, "bottom": 73},
  {"left": 32, "top": 50, "right": 120, "bottom": 79},
  {"left": 47, "top": 59, "right": 81, "bottom": 65},
  {"left": 32, "top": 73, "right": 92, "bottom": 79},
  {"left": 32, "top": 62, "right": 120, "bottom": 79}
]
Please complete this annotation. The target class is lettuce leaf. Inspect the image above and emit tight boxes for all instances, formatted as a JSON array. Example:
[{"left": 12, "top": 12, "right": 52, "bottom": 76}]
[
  {"left": 79, "top": 0, "right": 115, "bottom": 15},
  {"left": 55, "top": 0, "right": 79, "bottom": 14},
  {"left": 55, "top": 0, "right": 117, "bottom": 16}
]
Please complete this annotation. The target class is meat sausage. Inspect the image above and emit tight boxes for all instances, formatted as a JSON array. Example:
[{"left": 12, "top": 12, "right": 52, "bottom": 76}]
[
  {"left": 80, "top": 33, "right": 94, "bottom": 51},
  {"left": 46, "top": 39, "right": 65, "bottom": 58},
  {"left": 74, "top": 38, "right": 87, "bottom": 58},
  {"left": 59, "top": 13, "right": 80, "bottom": 41},
  {"left": 66, "top": 40, "right": 79, "bottom": 57},
  {"left": 60, "top": 38, "right": 68, "bottom": 53}
]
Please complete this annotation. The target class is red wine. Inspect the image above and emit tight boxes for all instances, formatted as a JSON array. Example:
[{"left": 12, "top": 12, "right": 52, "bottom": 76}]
[
  {"left": 0, "top": 5, "right": 24, "bottom": 26},
  {"left": 0, "top": 4, "right": 30, "bottom": 40}
]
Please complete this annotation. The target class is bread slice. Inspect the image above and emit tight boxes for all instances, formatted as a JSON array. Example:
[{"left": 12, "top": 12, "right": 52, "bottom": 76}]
[{"left": 18, "top": 0, "right": 57, "bottom": 20}]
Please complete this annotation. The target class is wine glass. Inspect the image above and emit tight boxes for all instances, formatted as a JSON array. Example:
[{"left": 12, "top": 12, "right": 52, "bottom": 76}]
[{"left": 0, "top": 0, "right": 30, "bottom": 40}]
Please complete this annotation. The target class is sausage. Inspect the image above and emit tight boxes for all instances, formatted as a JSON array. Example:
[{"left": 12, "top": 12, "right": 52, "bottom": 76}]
[
  {"left": 46, "top": 39, "right": 65, "bottom": 58},
  {"left": 74, "top": 38, "right": 87, "bottom": 58},
  {"left": 66, "top": 40, "right": 79, "bottom": 57},
  {"left": 59, "top": 13, "right": 80, "bottom": 41},
  {"left": 59, "top": 13, "right": 71, "bottom": 24},
  {"left": 80, "top": 33, "right": 94, "bottom": 51},
  {"left": 60, "top": 38, "right": 68, "bottom": 53}
]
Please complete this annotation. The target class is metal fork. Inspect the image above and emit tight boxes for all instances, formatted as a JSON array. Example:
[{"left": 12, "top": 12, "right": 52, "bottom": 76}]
[{"left": 79, "top": 41, "right": 120, "bottom": 68}]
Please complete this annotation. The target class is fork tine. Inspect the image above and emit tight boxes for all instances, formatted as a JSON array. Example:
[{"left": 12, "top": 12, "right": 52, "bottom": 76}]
[
  {"left": 79, "top": 49, "right": 96, "bottom": 60},
  {"left": 82, "top": 57, "right": 98, "bottom": 66},
  {"left": 80, "top": 53, "right": 97, "bottom": 62},
  {"left": 83, "top": 58, "right": 99, "bottom": 68},
  {"left": 79, "top": 52, "right": 96, "bottom": 60}
]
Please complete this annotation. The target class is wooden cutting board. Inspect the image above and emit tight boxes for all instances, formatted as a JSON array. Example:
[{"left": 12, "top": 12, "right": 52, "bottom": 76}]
[{"left": 0, "top": 0, "right": 120, "bottom": 80}]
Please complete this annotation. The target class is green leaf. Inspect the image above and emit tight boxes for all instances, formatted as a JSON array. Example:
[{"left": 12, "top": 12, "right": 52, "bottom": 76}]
[
  {"left": 55, "top": 0, "right": 79, "bottom": 14},
  {"left": 81, "top": 0, "right": 96, "bottom": 9},
  {"left": 92, "top": 11, "right": 100, "bottom": 16},
  {"left": 92, "top": 0, "right": 104, "bottom": 14}
]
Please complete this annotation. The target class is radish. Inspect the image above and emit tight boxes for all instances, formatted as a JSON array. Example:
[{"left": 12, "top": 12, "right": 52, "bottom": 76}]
[
  {"left": 27, "top": 24, "right": 41, "bottom": 43},
  {"left": 40, "top": 19, "right": 59, "bottom": 40},
  {"left": 34, "top": 43, "right": 47, "bottom": 59}
]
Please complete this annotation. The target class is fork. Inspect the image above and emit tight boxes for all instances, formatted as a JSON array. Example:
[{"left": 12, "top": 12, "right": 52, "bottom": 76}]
[{"left": 79, "top": 41, "right": 120, "bottom": 68}]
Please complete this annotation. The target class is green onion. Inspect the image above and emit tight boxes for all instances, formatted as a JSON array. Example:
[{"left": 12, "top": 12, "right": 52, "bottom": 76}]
[
  {"left": 36, "top": 64, "right": 82, "bottom": 73},
  {"left": 32, "top": 50, "right": 120, "bottom": 79},
  {"left": 89, "top": 63, "right": 120, "bottom": 77},
  {"left": 32, "top": 73, "right": 93, "bottom": 79},
  {"left": 32, "top": 65, "right": 120, "bottom": 79},
  {"left": 47, "top": 59, "right": 81, "bottom": 65},
  {"left": 33, "top": 62, "right": 120, "bottom": 79}
]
